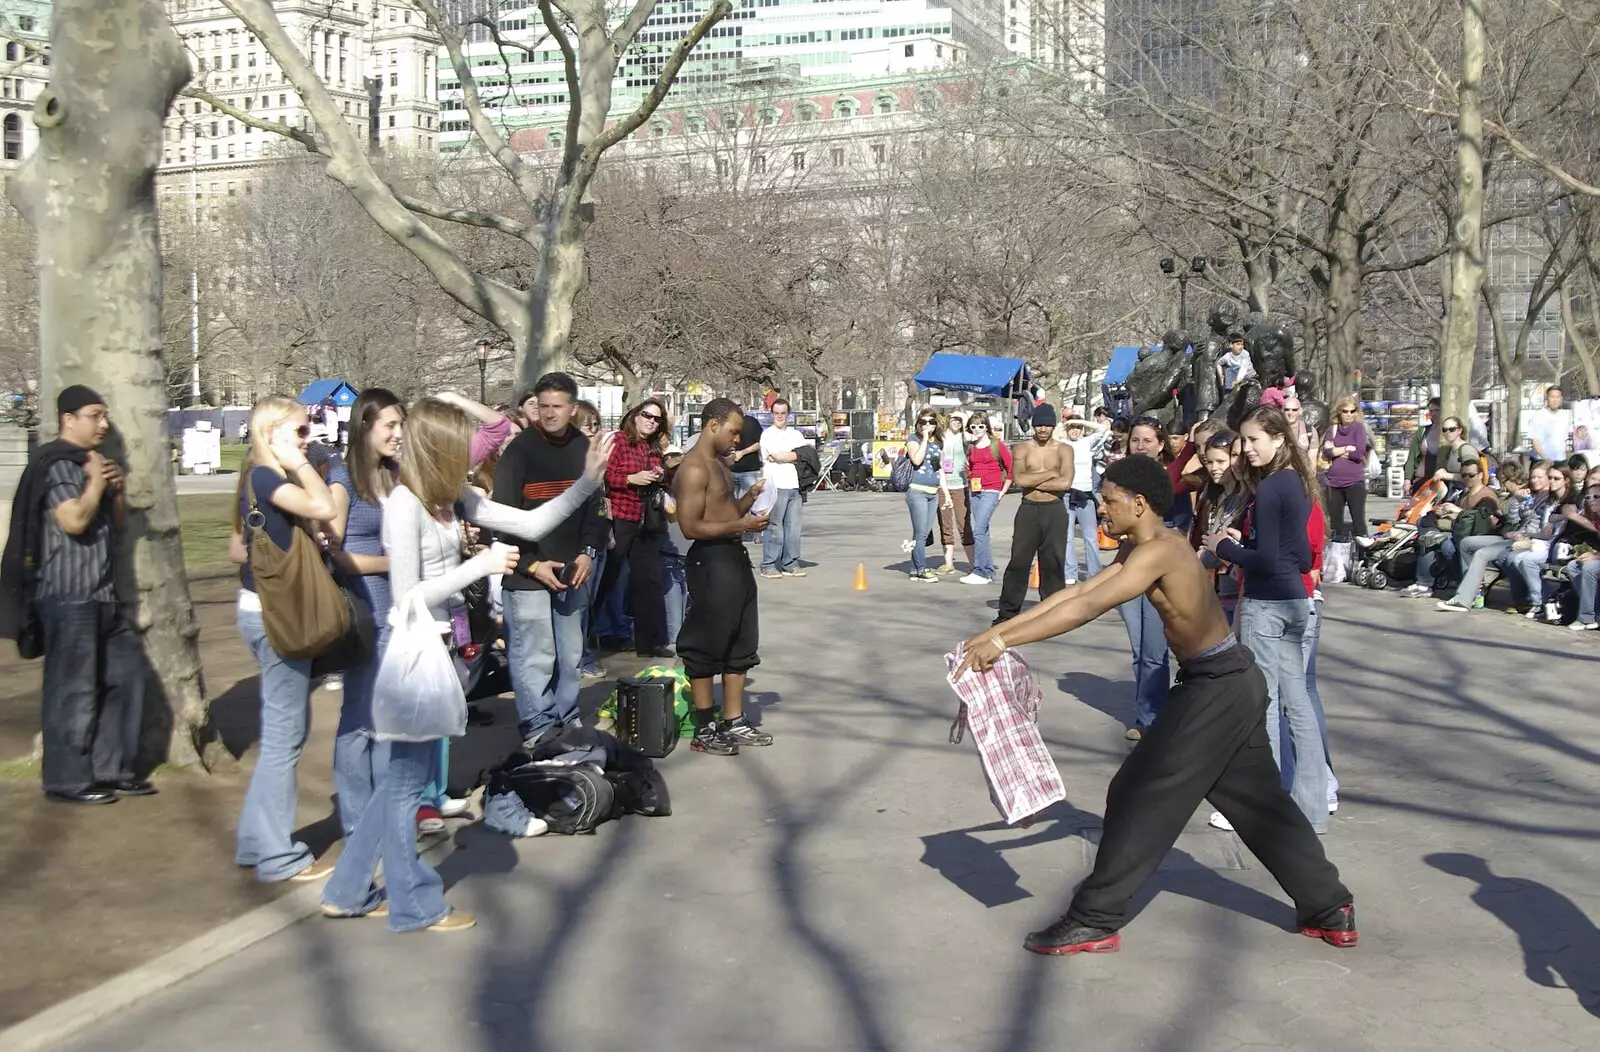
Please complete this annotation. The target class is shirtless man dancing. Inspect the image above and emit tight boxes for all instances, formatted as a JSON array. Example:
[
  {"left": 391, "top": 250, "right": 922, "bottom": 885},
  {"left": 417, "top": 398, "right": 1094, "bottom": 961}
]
[
  {"left": 959, "top": 454, "right": 1357, "bottom": 955},
  {"left": 995, "top": 404, "right": 1073, "bottom": 626},
  {"left": 673, "top": 398, "right": 776, "bottom": 756}
]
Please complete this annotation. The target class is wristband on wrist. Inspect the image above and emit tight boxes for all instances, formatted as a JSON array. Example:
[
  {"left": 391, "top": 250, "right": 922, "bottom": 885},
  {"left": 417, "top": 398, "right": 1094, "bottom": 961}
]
[{"left": 991, "top": 633, "right": 1006, "bottom": 653}]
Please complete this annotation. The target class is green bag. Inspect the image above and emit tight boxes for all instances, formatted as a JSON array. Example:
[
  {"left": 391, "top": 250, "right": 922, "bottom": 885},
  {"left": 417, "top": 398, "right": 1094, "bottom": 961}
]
[{"left": 598, "top": 665, "right": 714, "bottom": 738}]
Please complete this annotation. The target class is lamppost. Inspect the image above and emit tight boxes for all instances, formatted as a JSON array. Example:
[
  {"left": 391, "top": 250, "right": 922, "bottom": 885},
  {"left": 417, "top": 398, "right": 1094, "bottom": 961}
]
[
  {"left": 1159, "top": 256, "right": 1209, "bottom": 330},
  {"left": 475, "top": 339, "right": 490, "bottom": 403}
]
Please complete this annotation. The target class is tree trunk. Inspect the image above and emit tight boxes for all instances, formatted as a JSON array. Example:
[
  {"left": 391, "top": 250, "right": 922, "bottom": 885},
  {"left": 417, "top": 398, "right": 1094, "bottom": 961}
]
[
  {"left": 1561, "top": 280, "right": 1599, "bottom": 397},
  {"left": 1483, "top": 285, "right": 1524, "bottom": 447},
  {"left": 1441, "top": 0, "right": 1488, "bottom": 423},
  {"left": 9, "top": 0, "right": 209, "bottom": 767},
  {"left": 1321, "top": 234, "right": 1365, "bottom": 400},
  {"left": 520, "top": 215, "right": 586, "bottom": 394}
]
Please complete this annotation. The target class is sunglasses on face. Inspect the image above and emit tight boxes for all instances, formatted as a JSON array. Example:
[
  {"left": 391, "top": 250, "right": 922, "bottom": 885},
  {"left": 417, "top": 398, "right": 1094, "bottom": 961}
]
[
  {"left": 640, "top": 413, "right": 663, "bottom": 424},
  {"left": 1443, "top": 426, "right": 1461, "bottom": 434}
]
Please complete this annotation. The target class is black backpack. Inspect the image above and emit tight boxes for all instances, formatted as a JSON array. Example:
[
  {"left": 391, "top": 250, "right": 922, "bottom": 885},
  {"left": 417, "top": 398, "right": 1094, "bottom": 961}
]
[{"left": 489, "top": 760, "right": 618, "bottom": 835}]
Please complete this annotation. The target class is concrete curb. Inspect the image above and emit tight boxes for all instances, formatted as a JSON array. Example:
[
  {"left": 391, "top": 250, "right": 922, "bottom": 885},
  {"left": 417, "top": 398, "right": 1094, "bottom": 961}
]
[{"left": 0, "top": 832, "right": 458, "bottom": 1052}]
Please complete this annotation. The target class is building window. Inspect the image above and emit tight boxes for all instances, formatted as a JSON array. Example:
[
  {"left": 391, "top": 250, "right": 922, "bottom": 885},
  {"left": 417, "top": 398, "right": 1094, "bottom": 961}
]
[
  {"left": 871, "top": 143, "right": 886, "bottom": 165},
  {"left": 4, "top": 42, "right": 15, "bottom": 62},
  {"left": 389, "top": 72, "right": 398, "bottom": 87},
  {"left": 715, "top": 156, "right": 729, "bottom": 177},
  {"left": 830, "top": 146, "right": 844, "bottom": 167},
  {"left": 835, "top": 98, "right": 858, "bottom": 118},
  {"left": 752, "top": 154, "right": 767, "bottom": 174},
  {"left": 388, "top": 115, "right": 395, "bottom": 127},
  {"left": 905, "top": 44, "right": 914, "bottom": 57},
  {"left": 18, "top": 15, "right": 35, "bottom": 31},
  {"left": 3, "top": 114, "right": 22, "bottom": 161},
  {"left": 210, "top": 144, "right": 219, "bottom": 159},
  {"left": 792, "top": 150, "right": 805, "bottom": 171},
  {"left": 875, "top": 94, "right": 896, "bottom": 115}
]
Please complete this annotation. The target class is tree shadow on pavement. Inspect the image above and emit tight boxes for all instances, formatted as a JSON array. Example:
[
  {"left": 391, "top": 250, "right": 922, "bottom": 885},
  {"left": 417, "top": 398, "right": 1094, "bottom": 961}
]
[{"left": 1427, "top": 852, "right": 1600, "bottom": 1018}]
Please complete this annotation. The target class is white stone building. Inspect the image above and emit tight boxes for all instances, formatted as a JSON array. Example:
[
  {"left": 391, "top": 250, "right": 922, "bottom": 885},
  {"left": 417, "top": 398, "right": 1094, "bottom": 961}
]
[
  {"left": 0, "top": 0, "right": 51, "bottom": 191},
  {"left": 160, "top": 0, "right": 443, "bottom": 190}
]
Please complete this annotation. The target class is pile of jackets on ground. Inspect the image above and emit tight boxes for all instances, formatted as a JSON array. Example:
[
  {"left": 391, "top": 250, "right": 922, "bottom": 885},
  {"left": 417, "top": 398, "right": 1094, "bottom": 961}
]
[{"left": 482, "top": 725, "right": 670, "bottom": 838}]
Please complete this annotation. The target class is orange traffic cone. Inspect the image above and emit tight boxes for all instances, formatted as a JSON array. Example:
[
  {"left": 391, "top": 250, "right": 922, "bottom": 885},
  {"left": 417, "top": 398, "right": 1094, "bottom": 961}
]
[
  {"left": 1029, "top": 559, "right": 1040, "bottom": 590},
  {"left": 853, "top": 562, "right": 869, "bottom": 591}
]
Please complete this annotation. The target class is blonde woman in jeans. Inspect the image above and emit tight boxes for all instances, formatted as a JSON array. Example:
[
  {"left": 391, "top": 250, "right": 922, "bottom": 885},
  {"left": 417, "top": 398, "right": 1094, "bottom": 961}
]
[{"left": 320, "top": 398, "right": 613, "bottom": 932}]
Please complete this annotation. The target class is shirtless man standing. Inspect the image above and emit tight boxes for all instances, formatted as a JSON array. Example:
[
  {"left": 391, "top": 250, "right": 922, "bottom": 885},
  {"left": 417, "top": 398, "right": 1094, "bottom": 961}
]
[
  {"left": 994, "top": 404, "right": 1073, "bottom": 626},
  {"left": 959, "top": 455, "right": 1357, "bottom": 956},
  {"left": 673, "top": 398, "right": 775, "bottom": 756}
]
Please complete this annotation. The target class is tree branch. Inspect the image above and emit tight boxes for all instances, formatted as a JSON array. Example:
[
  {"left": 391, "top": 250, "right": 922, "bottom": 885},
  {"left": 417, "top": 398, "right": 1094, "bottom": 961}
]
[
  {"left": 538, "top": 0, "right": 582, "bottom": 186},
  {"left": 410, "top": 0, "right": 546, "bottom": 209},
  {"left": 569, "top": 0, "right": 731, "bottom": 209},
  {"left": 181, "top": 86, "right": 537, "bottom": 241}
]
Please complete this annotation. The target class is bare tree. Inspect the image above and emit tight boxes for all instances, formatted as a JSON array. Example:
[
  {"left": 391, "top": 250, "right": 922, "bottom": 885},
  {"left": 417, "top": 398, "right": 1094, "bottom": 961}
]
[
  {"left": 215, "top": 0, "right": 731, "bottom": 392},
  {"left": 1441, "top": 0, "right": 1489, "bottom": 422},
  {"left": 8, "top": 0, "right": 208, "bottom": 765}
]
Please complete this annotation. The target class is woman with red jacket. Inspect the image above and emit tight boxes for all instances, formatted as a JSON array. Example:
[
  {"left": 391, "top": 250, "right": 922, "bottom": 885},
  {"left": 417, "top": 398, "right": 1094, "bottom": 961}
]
[
  {"left": 960, "top": 415, "right": 1012, "bottom": 585},
  {"left": 595, "top": 398, "right": 674, "bottom": 659}
]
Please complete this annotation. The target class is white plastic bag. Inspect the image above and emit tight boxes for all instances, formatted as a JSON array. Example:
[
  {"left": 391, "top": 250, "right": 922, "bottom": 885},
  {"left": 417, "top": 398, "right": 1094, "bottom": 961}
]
[
  {"left": 1323, "top": 540, "right": 1353, "bottom": 585},
  {"left": 372, "top": 592, "right": 466, "bottom": 742}
]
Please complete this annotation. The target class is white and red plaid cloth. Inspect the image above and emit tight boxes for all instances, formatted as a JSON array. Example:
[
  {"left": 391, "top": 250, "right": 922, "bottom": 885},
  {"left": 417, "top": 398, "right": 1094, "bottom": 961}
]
[{"left": 945, "top": 646, "right": 1065, "bottom": 826}]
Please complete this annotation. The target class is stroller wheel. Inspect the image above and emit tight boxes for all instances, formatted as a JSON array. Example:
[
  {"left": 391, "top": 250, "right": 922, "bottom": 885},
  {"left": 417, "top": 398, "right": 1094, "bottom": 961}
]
[
  {"left": 1368, "top": 570, "right": 1390, "bottom": 591},
  {"left": 1351, "top": 565, "right": 1371, "bottom": 587}
]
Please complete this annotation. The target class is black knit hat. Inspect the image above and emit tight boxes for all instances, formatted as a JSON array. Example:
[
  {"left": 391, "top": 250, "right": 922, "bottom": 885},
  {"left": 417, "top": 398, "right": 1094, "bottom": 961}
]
[
  {"left": 57, "top": 385, "right": 106, "bottom": 416},
  {"left": 1032, "top": 403, "right": 1058, "bottom": 428}
]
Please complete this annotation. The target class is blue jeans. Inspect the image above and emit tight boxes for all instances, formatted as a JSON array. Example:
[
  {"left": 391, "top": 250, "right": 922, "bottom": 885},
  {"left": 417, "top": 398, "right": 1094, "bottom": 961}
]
[
  {"left": 969, "top": 490, "right": 1000, "bottom": 580},
  {"left": 1414, "top": 534, "right": 1456, "bottom": 589},
  {"left": 37, "top": 599, "right": 144, "bottom": 794},
  {"left": 1567, "top": 559, "right": 1600, "bottom": 623},
  {"left": 322, "top": 738, "right": 450, "bottom": 931},
  {"left": 1501, "top": 549, "right": 1546, "bottom": 606},
  {"left": 580, "top": 548, "right": 607, "bottom": 669},
  {"left": 1064, "top": 493, "right": 1102, "bottom": 582},
  {"left": 761, "top": 488, "right": 803, "bottom": 572},
  {"left": 505, "top": 586, "right": 589, "bottom": 741},
  {"left": 663, "top": 555, "right": 687, "bottom": 643},
  {"left": 1117, "top": 594, "right": 1169, "bottom": 728},
  {"left": 906, "top": 490, "right": 938, "bottom": 573},
  {"left": 235, "top": 606, "right": 315, "bottom": 882},
  {"left": 334, "top": 627, "right": 391, "bottom": 837},
  {"left": 1451, "top": 535, "right": 1512, "bottom": 606},
  {"left": 1238, "top": 597, "right": 1327, "bottom": 833},
  {"left": 1282, "top": 597, "right": 1338, "bottom": 804}
]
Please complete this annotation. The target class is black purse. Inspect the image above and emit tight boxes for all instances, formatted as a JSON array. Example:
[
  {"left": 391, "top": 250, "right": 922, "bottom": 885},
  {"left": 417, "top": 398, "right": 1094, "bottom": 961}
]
[
  {"left": 310, "top": 567, "right": 376, "bottom": 677},
  {"left": 642, "top": 484, "right": 670, "bottom": 533}
]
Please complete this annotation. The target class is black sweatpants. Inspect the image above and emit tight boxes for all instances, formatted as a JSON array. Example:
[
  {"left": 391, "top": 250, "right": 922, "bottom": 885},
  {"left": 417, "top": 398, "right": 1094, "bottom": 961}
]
[
  {"left": 1068, "top": 642, "right": 1351, "bottom": 931},
  {"left": 597, "top": 518, "right": 666, "bottom": 651},
  {"left": 676, "top": 539, "right": 759, "bottom": 679},
  {"left": 997, "top": 499, "right": 1067, "bottom": 620},
  {"left": 1325, "top": 482, "right": 1367, "bottom": 540}
]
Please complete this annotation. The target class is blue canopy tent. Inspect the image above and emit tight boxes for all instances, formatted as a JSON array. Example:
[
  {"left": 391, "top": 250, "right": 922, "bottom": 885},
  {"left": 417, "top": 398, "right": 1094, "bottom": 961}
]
[
  {"left": 1104, "top": 346, "right": 1143, "bottom": 385},
  {"left": 913, "top": 354, "right": 1029, "bottom": 397},
  {"left": 296, "top": 379, "right": 359, "bottom": 407}
]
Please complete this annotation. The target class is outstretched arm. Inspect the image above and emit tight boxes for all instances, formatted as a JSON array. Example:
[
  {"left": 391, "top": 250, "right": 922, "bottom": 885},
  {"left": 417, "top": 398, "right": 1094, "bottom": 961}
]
[{"left": 958, "top": 546, "right": 1162, "bottom": 676}]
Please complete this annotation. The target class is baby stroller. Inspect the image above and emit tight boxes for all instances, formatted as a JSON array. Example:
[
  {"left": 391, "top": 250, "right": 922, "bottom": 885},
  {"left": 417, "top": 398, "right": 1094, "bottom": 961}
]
[{"left": 1350, "top": 479, "right": 1445, "bottom": 591}]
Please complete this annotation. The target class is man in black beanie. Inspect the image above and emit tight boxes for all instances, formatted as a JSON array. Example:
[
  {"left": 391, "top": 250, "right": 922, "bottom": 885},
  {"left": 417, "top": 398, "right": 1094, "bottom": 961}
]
[
  {"left": 0, "top": 385, "right": 148, "bottom": 804},
  {"left": 994, "top": 403, "right": 1073, "bottom": 625}
]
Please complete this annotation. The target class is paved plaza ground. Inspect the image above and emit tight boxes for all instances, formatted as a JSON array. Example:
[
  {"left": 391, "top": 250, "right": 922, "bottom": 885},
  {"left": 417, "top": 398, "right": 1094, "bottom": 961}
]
[{"left": 4, "top": 491, "right": 1599, "bottom": 1051}]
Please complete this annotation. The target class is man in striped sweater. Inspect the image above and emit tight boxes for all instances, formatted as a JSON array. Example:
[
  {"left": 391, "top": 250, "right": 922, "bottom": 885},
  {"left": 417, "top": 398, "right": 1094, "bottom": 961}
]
[{"left": 494, "top": 373, "right": 610, "bottom": 745}]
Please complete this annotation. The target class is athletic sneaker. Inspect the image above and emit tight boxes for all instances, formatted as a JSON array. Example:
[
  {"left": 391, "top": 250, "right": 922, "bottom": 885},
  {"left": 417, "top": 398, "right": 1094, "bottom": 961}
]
[
  {"left": 579, "top": 664, "right": 606, "bottom": 680},
  {"left": 960, "top": 573, "right": 992, "bottom": 585},
  {"left": 1208, "top": 811, "right": 1234, "bottom": 831},
  {"left": 691, "top": 724, "right": 739, "bottom": 756},
  {"left": 759, "top": 570, "right": 782, "bottom": 580},
  {"left": 781, "top": 568, "right": 808, "bottom": 577},
  {"left": 322, "top": 673, "right": 343, "bottom": 692},
  {"left": 1570, "top": 620, "right": 1599, "bottom": 632},
  {"left": 936, "top": 563, "right": 959, "bottom": 575},
  {"left": 721, "top": 717, "right": 773, "bottom": 747},
  {"left": 440, "top": 796, "right": 472, "bottom": 819},
  {"left": 1124, "top": 726, "right": 1142, "bottom": 742},
  {"left": 1063, "top": 578, "right": 1078, "bottom": 587},
  {"left": 1436, "top": 599, "right": 1469, "bottom": 613},
  {"left": 1399, "top": 583, "right": 1430, "bottom": 598},
  {"left": 483, "top": 791, "right": 550, "bottom": 838},
  {"left": 417, "top": 806, "right": 445, "bottom": 835}
]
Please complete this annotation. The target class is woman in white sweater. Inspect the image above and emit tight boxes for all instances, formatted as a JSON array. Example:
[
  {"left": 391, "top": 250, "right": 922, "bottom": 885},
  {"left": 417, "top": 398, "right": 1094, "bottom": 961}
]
[{"left": 321, "top": 397, "right": 614, "bottom": 932}]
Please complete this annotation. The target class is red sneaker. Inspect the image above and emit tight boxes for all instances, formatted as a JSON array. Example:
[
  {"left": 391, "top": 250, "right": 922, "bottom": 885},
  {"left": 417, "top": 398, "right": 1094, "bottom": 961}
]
[
  {"left": 1299, "top": 904, "right": 1359, "bottom": 947},
  {"left": 1023, "top": 915, "right": 1122, "bottom": 955},
  {"left": 417, "top": 806, "right": 445, "bottom": 835}
]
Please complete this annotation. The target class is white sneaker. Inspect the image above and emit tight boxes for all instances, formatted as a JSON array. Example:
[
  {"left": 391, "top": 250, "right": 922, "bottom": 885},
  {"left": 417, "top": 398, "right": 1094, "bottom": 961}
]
[
  {"left": 1063, "top": 578, "right": 1078, "bottom": 587},
  {"left": 1570, "top": 621, "right": 1599, "bottom": 632},
  {"left": 1208, "top": 811, "right": 1234, "bottom": 831},
  {"left": 483, "top": 791, "right": 550, "bottom": 838},
  {"left": 322, "top": 673, "right": 343, "bottom": 692},
  {"left": 1328, "top": 799, "right": 1339, "bottom": 814},
  {"left": 440, "top": 796, "right": 472, "bottom": 819},
  {"left": 959, "top": 573, "right": 992, "bottom": 585}
]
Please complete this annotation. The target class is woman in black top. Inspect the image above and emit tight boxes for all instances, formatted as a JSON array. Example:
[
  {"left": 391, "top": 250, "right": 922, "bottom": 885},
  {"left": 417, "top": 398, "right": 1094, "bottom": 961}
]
[{"left": 1204, "top": 405, "right": 1328, "bottom": 834}]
